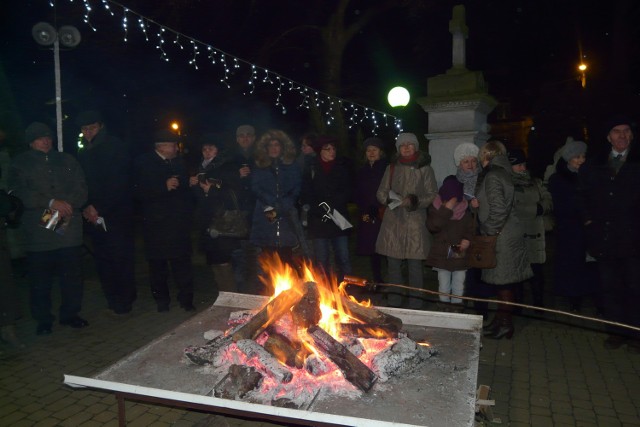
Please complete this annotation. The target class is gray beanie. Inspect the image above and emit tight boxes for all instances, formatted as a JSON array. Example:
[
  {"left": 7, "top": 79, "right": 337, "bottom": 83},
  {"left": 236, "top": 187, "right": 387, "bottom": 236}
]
[
  {"left": 25, "top": 122, "right": 52, "bottom": 144},
  {"left": 562, "top": 139, "right": 587, "bottom": 162},
  {"left": 395, "top": 132, "right": 419, "bottom": 151},
  {"left": 236, "top": 124, "right": 255, "bottom": 136},
  {"left": 453, "top": 142, "right": 479, "bottom": 166}
]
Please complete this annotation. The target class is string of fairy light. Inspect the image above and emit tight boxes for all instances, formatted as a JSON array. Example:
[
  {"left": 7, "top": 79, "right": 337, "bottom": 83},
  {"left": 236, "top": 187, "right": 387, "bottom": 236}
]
[{"left": 51, "top": 0, "right": 403, "bottom": 133}]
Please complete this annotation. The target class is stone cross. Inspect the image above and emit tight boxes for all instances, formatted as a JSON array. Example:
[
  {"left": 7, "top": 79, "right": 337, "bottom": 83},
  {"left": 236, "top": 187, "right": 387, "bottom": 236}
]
[{"left": 449, "top": 5, "right": 469, "bottom": 70}]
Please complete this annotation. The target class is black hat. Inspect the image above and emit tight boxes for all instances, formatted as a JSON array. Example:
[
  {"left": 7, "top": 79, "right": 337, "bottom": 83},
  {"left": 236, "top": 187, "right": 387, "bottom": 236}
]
[
  {"left": 76, "top": 110, "right": 103, "bottom": 127},
  {"left": 312, "top": 135, "right": 338, "bottom": 155},
  {"left": 363, "top": 137, "right": 385, "bottom": 150},
  {"left": 508, "top": 148, "right": 526, "bottom": 165},
  {"left": 604, "top": 114, "right": 633, "bottom": 135},
  {"left": 199, "top": 133, "right": 224, "bottom": 149},
  {"left": 154, "top": 129, "right": 180, "bottom": 143},
  {"left": 24, "top": 122, "right": 52, "bottom": 144}
]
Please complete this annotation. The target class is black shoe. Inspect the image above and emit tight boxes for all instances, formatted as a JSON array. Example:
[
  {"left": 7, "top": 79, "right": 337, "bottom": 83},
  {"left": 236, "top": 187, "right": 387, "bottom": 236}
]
[
  {"left": 36, "top": 323, "right": 53, "bottom": 335},
  {"left": 180, "top": 303, "right": 196, "bottom": 312},
  {"left": 603, "top": 335, "right": 627, "bottom": 350},
  {"left": 59, "top": 316, "right": 89, "bottom": 328},
  {"left": 157, "top": 304, "right": 170, "bottom": 312}
]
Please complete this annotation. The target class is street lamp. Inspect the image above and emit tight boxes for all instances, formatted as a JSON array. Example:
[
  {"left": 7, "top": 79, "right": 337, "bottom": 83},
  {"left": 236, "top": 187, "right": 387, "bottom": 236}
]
[
  {"left": 32, "top": 22, "right": 81, "bottom": 152},
  {"left": 578, "top": 63, "right": 587, "bottom": 88},
  {"left": 387, "top": 86, "right": 410, "bottom": 107}
]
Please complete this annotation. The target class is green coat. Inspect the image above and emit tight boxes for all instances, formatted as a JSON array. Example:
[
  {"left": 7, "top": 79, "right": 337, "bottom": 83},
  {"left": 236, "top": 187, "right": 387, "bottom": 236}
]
[
  {"left": 8, "top": 149, "right": 87, "bottom": 252},
  {"left": 512, "top": 171, "right": 552, "bottom": 264}
]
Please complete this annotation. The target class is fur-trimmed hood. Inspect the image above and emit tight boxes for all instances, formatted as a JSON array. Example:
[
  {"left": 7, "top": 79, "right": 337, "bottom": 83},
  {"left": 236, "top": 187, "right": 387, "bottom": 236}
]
[{"left": 254, "top": 129, "right": 297, "bottom": 168}]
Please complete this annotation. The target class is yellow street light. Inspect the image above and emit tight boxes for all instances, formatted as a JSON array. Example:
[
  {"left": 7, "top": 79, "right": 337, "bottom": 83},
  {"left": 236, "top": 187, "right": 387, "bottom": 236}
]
[
  {"left": 171, "top": 122, "right": 180, "bottom": 131},
  {"left": 578, "top": 63, "right": 587, "bottom": 88}
]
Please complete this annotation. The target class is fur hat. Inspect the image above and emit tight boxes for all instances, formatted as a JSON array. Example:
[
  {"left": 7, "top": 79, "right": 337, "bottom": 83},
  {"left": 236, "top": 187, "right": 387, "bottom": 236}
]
[
  {"left": 154, "top": 129, "right": 180, "bottom": 143},
  {"left": 562, "top": 139, "right": 587, "bottom": 162},
  {"left": 236, "top": 124, "right": 255, "bottom": 137},
  {"left": 395, "top": 132, "right": 419, "bottom": 151},
  {"left": 439, "top": 175, "right": 463, "bottom": 202},
  {"left": 25, "top": 122, "right": 52, "bottom": 144},
  {"left": 363, "top": 137, "right": 385, "bottom": 150},
  {"left": 453, "top": 143, "right": 479, "bottom": 166},
  {"left": 76, "top": 110, "right": 103, "bottom": 127},
  {"left": 508, "top": 148, "right": 526, "bottom": 165},
  {"left": 312, "top": 135, "right": 338, "bottom": 155}
]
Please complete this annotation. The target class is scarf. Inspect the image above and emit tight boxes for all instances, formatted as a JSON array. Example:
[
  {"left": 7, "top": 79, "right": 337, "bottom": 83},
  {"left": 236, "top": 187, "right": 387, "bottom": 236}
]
[
  {"left": 432, "top": 195, "right": 468, "bottom": 220},
  {"left": 456, "top": 165, "right": 480, "bottom": 199},
  {"left": 511, "top": 170, "right": 533, "bottom": 187},
  {"left": 398, "top": 152, "right": 419, "bottom": 165},
  {"left": 319, "top": 158, "right": 335, "bottom": 174}
]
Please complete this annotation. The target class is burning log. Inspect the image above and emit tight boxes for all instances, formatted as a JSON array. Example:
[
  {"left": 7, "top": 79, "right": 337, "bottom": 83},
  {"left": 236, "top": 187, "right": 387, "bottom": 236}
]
[
  {"left": 232, "top": 288, "right": 305, "bottom": 342},
  {"left": 306, "top": 325, "right": 378, "bottom": 392},
  {"left": 236, "top": 339, "right": 293, "bottom": 383},
  {"left": 339, "top": 323, "right": 399, "bottom": 339},
  {"left": 263, "top": 332, "right": 310, "bottom": 369},
  {"left": 184, "top": 326, "right": 240, "bottom": 365},
  {"left": 213, "top": 364, "right": 264, "bottom": 399},
  {"left": 304, "top": 354, "right": 332, "bottom": 376},
  {"left": 291, "top": 282, "right": 322, "bottom": 328},
  {"left": 371, "top": 336, "right": 437, "bottom": 382},
  {"left": 339, "top": 295, "right": 403, "bottom": 331}
]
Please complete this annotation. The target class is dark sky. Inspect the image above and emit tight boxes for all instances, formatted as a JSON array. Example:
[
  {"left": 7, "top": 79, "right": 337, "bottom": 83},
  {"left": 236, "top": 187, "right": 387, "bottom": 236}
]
[{"left": 1, "top": 0, "right": 638, "bottom": 154}]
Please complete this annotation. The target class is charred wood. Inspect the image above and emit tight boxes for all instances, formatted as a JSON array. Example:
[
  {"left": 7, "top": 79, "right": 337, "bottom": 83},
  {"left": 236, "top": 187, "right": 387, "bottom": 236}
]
[
  {"left": 371, "top": 336, "right": 437, "bottom": 382},
  {"left": 213, "top": 364, "right": 263, "bottom": 399},
  {"left": 263, "top": 332, "right": 310, "bottom": 369},
  {"left": 306, "top": 325, "right": 377, "bottom": 392},
  {"left": 339, "top": 323, "right": 399, "bottom": 339},
  {"left": 338, "top": 295, "right": 403, "bottom": 331},
  {"left": 291, "top": 281, "right": 322, "bottom": 328},
  {"left": 236, "top": 339, "right": 293, "bottom": 383},
  {"left": 232, "top": 288, "right": 304, "bottom": 342}
]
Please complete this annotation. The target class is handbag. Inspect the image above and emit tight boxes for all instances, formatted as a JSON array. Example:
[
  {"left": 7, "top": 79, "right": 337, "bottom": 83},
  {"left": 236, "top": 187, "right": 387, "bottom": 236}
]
[
  {"left": 467, "top": 234, "right": 497, "bottom": 269},
  {"left": 207, "top": 190, "right": 249, "bottom": 239}
]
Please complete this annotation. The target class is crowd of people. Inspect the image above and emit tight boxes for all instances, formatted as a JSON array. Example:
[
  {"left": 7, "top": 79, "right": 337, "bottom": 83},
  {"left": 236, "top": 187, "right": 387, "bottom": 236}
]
[{"left": 1, "top": 112, "right": 638, "bottom": 354}]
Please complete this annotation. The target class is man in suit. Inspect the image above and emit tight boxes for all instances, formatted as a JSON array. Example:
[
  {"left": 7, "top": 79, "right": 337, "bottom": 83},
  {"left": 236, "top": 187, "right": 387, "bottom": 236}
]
[{"left": 134, "top": 130, "right": 195, "bottom": 312}]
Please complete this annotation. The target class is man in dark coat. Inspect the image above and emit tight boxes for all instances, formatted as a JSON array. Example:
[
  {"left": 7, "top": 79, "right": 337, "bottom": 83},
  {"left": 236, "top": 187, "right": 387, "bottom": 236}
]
[
  {"left": 76, "top": 111, "right": 136, "bottom": 314},
  {"left": 578, "top": 115, "right": 640, "bottom": 353},
  {"left": 134, "top": 130, "right": 195, "bottom": 312},
  {"left": 8, "top": 122, "right": 88, "bottom": 335},
  {"left": 222, "top": 124, "right": 260, "bottom": 293}
]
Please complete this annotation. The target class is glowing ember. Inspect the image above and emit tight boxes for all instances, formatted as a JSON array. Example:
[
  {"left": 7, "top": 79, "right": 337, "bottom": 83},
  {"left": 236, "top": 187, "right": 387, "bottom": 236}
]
[{"left": 187, "top": 253, "right": 435, "bottom": 407}]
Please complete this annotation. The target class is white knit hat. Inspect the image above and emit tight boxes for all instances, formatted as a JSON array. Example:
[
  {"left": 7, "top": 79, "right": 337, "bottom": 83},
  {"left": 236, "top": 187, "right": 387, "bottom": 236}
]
[
  {"left": 453, "top": 143, "right": 479, "bottom": 166},
  {"left": 395, "top": 132, "right": 419, "bottom": 151}
]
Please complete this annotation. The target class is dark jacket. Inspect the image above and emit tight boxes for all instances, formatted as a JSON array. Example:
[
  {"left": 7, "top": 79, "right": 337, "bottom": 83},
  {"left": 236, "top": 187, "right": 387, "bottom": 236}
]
[
  {"left": 354, "top": 158, "right": 388, "bottom": 255},
  {"left": 8, "top": 149, "right": 87, "bottom": 251},
  {"left": 548, "top": 159, "right": 598, "bottom": 296},
  {"left": 578, "top": 142, "right": 640, "bottom": 258},
  {"left": 77, "top": 127, "right": 133, "bottom": 219},
  {"left": 426, "top": 198, "right": 475, "bottom": 272},
  {"left": 301, "top": 156, "right": 352, "bottom": 240},
  {"left": 134, "top": 151, "right": 194, "bottom": 259},
  {"left": 250, "top": 150, "right": 302, "bottom": 248},
  {"left": 476, "top": 154, "right": 532, "bottom": 285},
  {"left": 221, "top": 144, "right": 256, "bottom": 213}
]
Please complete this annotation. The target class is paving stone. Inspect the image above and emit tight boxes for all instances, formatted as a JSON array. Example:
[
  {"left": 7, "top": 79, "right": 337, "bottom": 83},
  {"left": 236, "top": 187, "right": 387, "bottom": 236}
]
[{"left": 529, "top": 414, "right": 554, "bottom": 427}]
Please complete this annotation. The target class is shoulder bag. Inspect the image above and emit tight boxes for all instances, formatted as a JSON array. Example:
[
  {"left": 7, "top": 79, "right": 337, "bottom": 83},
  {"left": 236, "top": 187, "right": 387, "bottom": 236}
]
[
  {"left": 207, "top": 190, "right": 249, "bottom": 239},
  {"left": 467, "top": 212, "right": 499, "bottom": 269}
]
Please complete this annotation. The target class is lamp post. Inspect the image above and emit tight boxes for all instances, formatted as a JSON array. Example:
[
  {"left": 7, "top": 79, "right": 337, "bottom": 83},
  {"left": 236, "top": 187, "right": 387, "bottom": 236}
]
[{"left": 32, "top": 22, "right": 81, "bottom": 152}]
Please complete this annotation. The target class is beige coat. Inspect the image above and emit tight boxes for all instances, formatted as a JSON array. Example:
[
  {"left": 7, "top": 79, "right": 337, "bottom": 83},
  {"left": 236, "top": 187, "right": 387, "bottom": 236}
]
[{"left": 375, "top": 152, "right": 437, "bottom": 260}]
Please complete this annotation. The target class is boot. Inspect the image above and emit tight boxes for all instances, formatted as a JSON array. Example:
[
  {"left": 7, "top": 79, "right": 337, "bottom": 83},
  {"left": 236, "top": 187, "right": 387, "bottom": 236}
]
[
  {"left": 1, "top": 325, "right": 25, "bottom": 348},
  {"left": 484, "top": 288, "right": 515, "bottom": 340},
  {"left": 212, "top": 263, "right": 237, "bottom": 293}
]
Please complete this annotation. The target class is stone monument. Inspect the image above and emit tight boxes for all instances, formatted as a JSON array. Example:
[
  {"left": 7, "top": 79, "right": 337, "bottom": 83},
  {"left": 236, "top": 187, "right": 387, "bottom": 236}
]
[{"left": 417, "top": 4, "right": 497, "bottom": 185}]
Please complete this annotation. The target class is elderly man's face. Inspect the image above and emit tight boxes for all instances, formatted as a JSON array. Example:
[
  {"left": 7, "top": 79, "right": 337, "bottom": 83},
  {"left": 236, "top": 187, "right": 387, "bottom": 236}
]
[
  {"left": 81, "top": 122, "right": 103, "bottom": 142},
  {"left": 608, "top": 124, "right": 633, "bottom": 153},
  {"left": 155, "top": 142, "right": 178, "bottom": 159},
  {"left": 237, "top": 132, "right": 256, "bottom": 150},
  {"left": 30, "top": 136, "right": 53, "bottom": 153}
]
